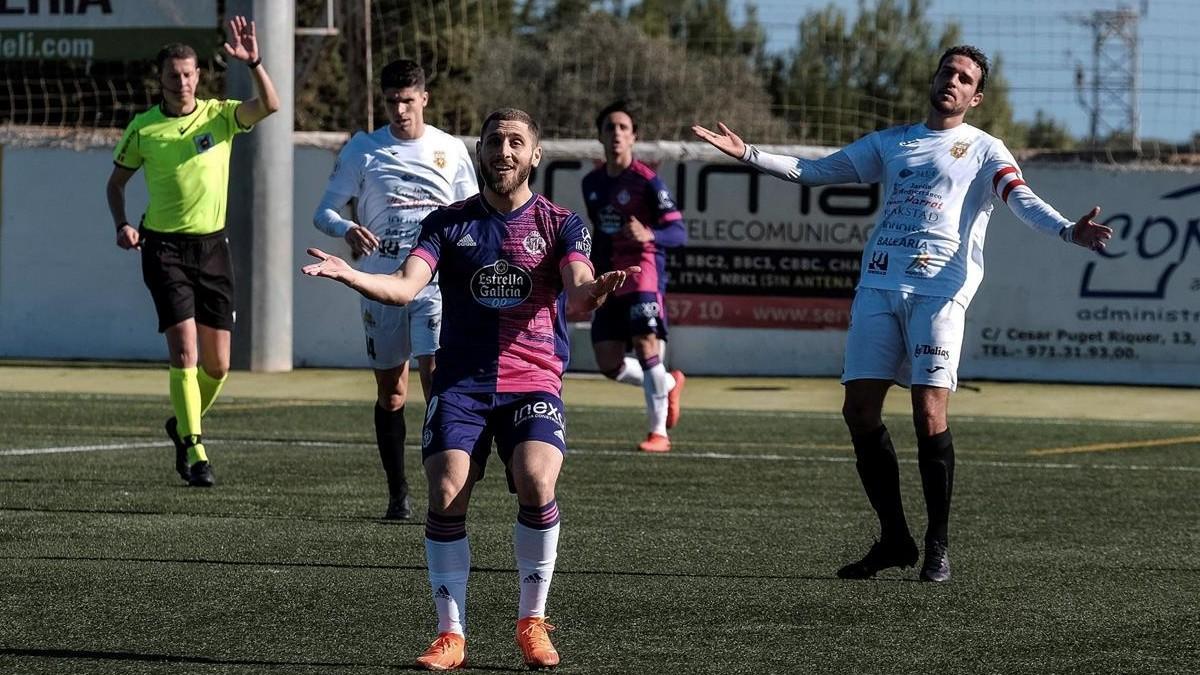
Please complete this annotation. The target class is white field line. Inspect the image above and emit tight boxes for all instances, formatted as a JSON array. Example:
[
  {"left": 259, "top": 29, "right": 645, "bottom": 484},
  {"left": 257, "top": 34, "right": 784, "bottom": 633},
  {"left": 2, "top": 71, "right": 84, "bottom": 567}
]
[{"left": 2, "top": 439, "right": 1197, "bottom": 473}]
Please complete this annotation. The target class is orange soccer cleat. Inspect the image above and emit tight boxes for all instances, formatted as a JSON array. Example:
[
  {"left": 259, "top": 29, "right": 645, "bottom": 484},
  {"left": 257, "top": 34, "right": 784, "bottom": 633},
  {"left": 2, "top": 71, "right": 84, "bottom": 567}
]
[
  {"left": 416, "top": 632, "right": 466, "bottom": 671},
  {"left": 665, "top": 370, "right": 686, "bottom": 429},
  {"left": 638, "top": 432, "right": 671, "bottom": 453},
  {"left": 516, "top": 617, "right": 560, "bottom": 669}
]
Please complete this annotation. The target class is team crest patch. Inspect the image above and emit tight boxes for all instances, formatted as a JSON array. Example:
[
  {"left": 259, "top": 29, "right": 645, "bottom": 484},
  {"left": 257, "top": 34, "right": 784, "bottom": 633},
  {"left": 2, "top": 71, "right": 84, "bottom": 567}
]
[
  {"left": 193, "top": 132, "right": 215, "bottom": 154},
  {"left": 434, "top": 151, "right": 447, "bottom": 169},
  {"left": 523, "top": 232, "right": 547, "bottom": 256},
  {"left": 617, "top": 189, "right": 630, "bottom": 205},
  {"left": 949, "top": 139, "right": 971, "bottom": 159}
]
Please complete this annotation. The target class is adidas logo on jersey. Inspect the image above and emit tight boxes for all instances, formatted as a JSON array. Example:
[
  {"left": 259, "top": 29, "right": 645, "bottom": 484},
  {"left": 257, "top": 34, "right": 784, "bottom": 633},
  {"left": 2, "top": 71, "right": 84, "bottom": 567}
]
[
  {"left": 522, "top": 573, "right": 548, "bottom": 584},
  {"left": 457, "top": 234, "right": 477, "bottom": 247},
  {"left": 434, "top": 585, "right": 452, "bottom": 599}
]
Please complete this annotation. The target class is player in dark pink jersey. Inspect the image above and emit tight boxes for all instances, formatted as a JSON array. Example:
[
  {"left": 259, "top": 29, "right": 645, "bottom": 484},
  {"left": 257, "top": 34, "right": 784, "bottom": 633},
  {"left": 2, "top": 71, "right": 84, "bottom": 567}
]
[
  {"left": 581, "top": 100, "right": 688, "bottom": 453},
  {"left": 304, "top": 108, "right": 636, "bottom": 671}
]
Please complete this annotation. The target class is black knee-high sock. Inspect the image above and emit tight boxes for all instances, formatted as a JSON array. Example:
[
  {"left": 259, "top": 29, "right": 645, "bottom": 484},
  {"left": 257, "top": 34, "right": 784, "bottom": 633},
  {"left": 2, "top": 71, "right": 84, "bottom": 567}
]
[
  {"left": 374, "top": 404, "right": 407, "bottom": 497},
  {"left": 917, "top": 429, "right": 955, "bottom": 545},
  {"left": 851, "top": 425, "right": 910, "bottom": 540}
]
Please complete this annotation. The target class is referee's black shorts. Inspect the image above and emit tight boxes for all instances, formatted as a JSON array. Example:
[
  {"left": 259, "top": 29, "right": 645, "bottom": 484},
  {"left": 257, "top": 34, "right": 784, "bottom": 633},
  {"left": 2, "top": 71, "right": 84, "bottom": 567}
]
[{"left": 140, "top": 227, "right": 236, "bottom": 333}]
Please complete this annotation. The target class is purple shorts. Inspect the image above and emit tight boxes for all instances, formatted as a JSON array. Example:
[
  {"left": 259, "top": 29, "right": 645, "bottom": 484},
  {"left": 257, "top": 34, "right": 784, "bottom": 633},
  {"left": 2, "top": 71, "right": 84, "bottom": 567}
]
[
  {"left": 590, "top": 291, "right": 668, "bottom": 344},
  {"left": 421, "top": 390, "right": 568, "bottom": 491}
]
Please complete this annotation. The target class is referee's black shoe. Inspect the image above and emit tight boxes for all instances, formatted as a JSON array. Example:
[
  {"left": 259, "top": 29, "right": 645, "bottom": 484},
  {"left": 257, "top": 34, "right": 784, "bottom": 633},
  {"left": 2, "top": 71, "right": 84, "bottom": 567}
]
[
  {"left": 919, "top": 539, "right": 951, "bottom": 582},
  {"left": 164, "top": 417, "right": 189, "bottom": 481},
  {"left": 188, "top": 461, "right": 215, "bottom": 488},
  {"left": 837, "top": 534, "right": 919, "bottom": 579}
]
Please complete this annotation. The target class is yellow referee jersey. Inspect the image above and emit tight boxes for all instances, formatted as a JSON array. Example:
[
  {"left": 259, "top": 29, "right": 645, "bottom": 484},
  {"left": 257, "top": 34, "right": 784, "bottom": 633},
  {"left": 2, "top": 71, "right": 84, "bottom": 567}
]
[{"left": 113, "top": 99, "right": 251, "bottom": 235}]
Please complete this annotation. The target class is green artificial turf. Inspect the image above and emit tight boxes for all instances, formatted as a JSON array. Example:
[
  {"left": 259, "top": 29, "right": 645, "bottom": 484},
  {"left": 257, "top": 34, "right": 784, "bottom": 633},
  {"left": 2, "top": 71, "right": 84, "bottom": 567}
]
[{"left": 0, "top": 391, "right": 1196, "bottom": 674}]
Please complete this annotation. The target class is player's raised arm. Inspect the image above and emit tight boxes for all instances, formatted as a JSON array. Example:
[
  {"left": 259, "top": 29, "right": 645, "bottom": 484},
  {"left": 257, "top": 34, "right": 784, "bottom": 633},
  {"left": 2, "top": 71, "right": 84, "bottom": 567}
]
[
  {"left": 693, "top": 120, "right": 863, "bottom": 186},
  {"left": 989, "top": 160, "right": 1113, "bottom": 252},
  {"left": 1064, "top": 206, "right": 1113, "bottom": 251},
  {"left": 303, "top": 248, "right": 432, "bottom": 305},
  {"left": 561, "top": 261, "right": 640, "bottom": 316}
]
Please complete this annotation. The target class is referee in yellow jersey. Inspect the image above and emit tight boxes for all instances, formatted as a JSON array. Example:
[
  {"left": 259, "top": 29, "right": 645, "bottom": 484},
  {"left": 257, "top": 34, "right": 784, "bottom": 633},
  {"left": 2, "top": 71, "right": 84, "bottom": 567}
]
[{"left": 105, "top": 16, "right": 280, "bottom": 487}]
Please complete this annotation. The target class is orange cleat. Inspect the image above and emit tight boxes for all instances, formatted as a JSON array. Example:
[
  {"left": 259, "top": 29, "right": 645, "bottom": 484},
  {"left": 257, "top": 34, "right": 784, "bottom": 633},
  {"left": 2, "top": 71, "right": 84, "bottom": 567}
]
[
  {"left": 665, "top": 370, "right": 686, "bottom": 429},
  {"left": 516, "top": 617, "right": 560, "bottom": 669},
  {"left": 416, "top": 632, "right": 466, "bottom": 671},
  {"left": 638, "top": 432, "right": 671, "bottom": 453}
]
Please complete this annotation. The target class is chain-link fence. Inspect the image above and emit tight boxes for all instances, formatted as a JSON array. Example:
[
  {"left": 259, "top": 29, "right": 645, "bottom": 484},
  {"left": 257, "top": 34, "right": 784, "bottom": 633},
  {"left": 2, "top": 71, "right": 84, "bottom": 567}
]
[{"left": 3, "top": 0, "right": 1198, "bottom": 158}]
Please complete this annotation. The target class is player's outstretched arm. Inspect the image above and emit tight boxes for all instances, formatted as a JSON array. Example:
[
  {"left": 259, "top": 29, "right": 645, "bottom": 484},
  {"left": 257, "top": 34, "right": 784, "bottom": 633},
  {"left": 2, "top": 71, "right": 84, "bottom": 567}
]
[
  {"left": 1064, "top": 206, "right": 1113, "bottom": 252},
  {"left": 303, "top": 247, "right": 432, "bottom": 305},
  {"left": 694, "top": 121, "right": 861, "bottom": 186},
  {"left": 692, "top": 122, "right": 746, "bottom": 159},
  {"left": 561, "top": 261, "right": 641, "bottom": 316}
]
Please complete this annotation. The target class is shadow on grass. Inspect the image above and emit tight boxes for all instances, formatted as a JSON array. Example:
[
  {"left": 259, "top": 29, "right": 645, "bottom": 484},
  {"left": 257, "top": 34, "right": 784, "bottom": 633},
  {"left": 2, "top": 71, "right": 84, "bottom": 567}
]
[
  {"left": 0, "top": 504, "right": 424, "bottom": 525},
  {"left": 0, "top": 554, "right": 889, "bottom": 583},
  {"left": 0, "top": 647, "right": 535, "bottom": 672}
]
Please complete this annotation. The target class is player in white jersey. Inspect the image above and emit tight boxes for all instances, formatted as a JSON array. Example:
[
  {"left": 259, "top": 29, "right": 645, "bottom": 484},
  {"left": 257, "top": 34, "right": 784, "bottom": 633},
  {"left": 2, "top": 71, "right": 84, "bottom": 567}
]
[
  {"left": 314, "top": 60, "right": 478, "bottom": 520},
  {"left": 695, "top": 46, "right": 1113, "bottom": 582}
]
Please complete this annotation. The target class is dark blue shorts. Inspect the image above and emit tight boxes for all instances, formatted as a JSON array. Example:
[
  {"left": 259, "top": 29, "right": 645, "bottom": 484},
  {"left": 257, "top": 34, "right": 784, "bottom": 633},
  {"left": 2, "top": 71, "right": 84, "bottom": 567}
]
[
  {"left": 590, "top": 291, "right": 668, "bottom": 344},
  {"left": 421, "top": 390, "right": 568, "bottom": 491}
]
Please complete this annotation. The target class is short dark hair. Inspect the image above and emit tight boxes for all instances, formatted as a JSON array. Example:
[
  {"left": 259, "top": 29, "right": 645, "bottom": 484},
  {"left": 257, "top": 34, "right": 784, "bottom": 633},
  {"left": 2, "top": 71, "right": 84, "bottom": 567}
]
[
  {"left": 595, "top": 99, "right": 638, "bottom": 134},
  {"left": 480, "top": 108, "right": 540, "bottom": 142},
  {"left": 156, "top": 43, "right": 197, "bottom": 71},
  {"left": 380, "top": 59, "right": 425, "bottom": 91},
  {"left": 937, "top": 45, "right": 989, "bottom": 93}
]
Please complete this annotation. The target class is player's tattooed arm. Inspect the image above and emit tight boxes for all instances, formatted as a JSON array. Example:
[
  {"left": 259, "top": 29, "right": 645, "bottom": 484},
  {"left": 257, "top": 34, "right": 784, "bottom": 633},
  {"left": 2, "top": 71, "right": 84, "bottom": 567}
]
[{"left": 302, "top": 247, "right": 432, "bottom": 305}]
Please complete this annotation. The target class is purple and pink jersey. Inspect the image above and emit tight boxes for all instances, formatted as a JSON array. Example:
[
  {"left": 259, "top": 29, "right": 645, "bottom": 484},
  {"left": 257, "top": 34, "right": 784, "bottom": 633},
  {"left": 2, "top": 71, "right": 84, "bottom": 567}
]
[
  {"left": 409, "top": 193, "right": 593, "bottom": 396},
  {"left": 581, "top": 159, "right": 685, "bottom": 296}
]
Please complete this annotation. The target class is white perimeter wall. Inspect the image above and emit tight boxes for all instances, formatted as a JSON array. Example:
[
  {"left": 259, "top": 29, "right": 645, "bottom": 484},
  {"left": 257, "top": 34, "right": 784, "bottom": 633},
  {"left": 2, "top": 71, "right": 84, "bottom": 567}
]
[{"left": 2, "top": 138, "right": 1197, "bottom": 385}]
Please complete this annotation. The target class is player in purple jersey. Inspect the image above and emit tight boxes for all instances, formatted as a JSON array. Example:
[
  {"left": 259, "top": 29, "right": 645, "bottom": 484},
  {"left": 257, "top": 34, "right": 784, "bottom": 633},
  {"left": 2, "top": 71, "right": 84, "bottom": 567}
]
[
  {"left": 695, "top": 46, "right": 1112, "bottom": 583},
  {"left": 304, "top": 108, "right": 636, "bottom": 671},
  {"left": 582, "top": 100, "right": 688, "bottom": 453}
]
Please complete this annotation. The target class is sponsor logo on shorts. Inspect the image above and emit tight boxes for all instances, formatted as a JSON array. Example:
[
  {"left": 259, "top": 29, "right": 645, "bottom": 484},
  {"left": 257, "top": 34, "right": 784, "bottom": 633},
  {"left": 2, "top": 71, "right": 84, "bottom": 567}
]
[
  {"left": 513, "top": 400, "right": 564, "bottom": 429},
  {"left": 630, "top": 301, "right": 661, "bottom": 320},
  {"left": 914, "top": 344, "right": 951, "bottom": 359},
  {"left": 925, "top": 366, "right": 946, "bottom": 374},
  {"left": 422, "top": 427, "right": 433, "bottom": 447},
  {"left": 470, "top": 260, "right": 532, "bottom": 309}
]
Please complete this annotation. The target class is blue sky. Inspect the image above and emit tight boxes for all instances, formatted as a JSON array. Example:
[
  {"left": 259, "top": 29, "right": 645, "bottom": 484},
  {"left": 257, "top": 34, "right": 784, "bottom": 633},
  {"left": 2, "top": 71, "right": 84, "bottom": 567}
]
[{"left": 733, "top": 0, "right": 1200, "bottom": 143}]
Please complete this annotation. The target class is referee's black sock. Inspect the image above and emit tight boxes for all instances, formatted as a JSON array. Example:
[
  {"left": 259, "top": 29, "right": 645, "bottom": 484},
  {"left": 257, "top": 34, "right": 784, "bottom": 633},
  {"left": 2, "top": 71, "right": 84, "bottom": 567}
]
[
  {"left": 851, "top": 424, "right": 910, "bottom": 541},
  {"left": 374, "top": 403, "right": 408, "bottom": 497},
  {"left": 917, "top": 428, "right": 955, "bottom": 545}
]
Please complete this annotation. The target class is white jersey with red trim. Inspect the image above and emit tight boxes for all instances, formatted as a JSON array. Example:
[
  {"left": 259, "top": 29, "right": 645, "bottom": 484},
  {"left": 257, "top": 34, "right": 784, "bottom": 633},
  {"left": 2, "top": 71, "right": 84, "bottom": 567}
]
[
  {"left": 841, "top": 122, "right": 1071, "bottom": 306},
  {"left": 322, "top": 124, "right": 478, "bottom": 275}
]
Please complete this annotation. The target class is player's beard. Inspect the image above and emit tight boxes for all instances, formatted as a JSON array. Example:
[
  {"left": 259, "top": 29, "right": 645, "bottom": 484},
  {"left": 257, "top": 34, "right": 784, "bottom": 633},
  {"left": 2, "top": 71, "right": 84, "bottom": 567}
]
[{"left": 481, "top": 161, "right": 532, "bottom": 196}]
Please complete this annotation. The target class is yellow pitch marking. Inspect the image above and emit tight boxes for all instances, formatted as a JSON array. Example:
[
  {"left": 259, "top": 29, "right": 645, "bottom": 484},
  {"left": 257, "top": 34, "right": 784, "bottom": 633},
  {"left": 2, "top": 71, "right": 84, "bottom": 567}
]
[{"left": 1029, "top": 434, "right": 1200, "bottom": 456}]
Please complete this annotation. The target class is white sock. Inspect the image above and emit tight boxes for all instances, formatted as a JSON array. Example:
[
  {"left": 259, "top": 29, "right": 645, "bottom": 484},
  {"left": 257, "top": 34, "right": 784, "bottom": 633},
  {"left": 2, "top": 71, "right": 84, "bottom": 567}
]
[
  {"left": 643, "top": 363, "right": 671, "bottom": 436},
  {"left": 514, "top": 522, "right": 559, "bottom": 619},
  {"left": 426, "top": 537, "right": 470, "bottom": 635},
  {"left": 615, "top": 357, "right": 644, "bottom": 386}
]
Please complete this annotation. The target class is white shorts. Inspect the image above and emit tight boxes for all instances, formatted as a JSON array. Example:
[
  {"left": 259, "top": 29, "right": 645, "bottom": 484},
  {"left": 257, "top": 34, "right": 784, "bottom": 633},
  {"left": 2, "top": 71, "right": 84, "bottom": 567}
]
[
  {"left": 360, "top": 284, "right": 441, "bottom": 370},
  {"left": 841, "top": 287, "right": 965, "bottom": 390}
]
